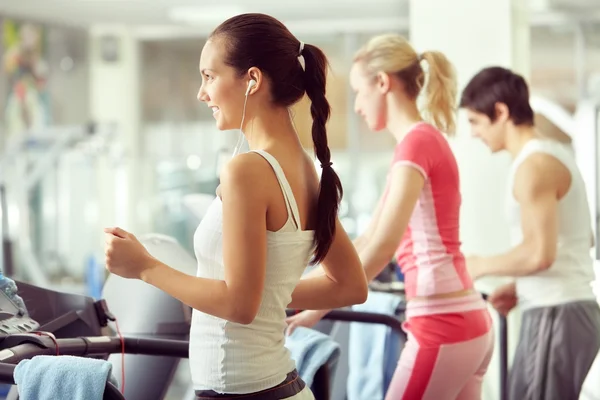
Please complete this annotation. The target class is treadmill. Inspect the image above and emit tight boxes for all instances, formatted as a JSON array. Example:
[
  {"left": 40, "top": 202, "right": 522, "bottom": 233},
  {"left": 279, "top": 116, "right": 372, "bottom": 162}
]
[
  {"left": 0, "top": 279, "right": 508, "bottom": 400},
  {"left": 0, "top": 285, "right": 408, "bottom": 400},
  {"left": 0, "top": 232, "right": 509, "bottom": 400}
]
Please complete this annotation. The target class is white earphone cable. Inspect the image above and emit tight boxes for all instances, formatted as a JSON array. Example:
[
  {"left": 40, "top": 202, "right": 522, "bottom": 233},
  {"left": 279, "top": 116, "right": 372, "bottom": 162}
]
[{"left": 232, "top": 91, "right": 250, "bottom": 157}]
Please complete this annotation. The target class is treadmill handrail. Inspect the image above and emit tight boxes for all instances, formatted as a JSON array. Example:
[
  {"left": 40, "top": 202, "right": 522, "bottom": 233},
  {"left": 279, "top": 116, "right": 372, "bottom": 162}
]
[
  {"left": 287, "top": 309, "right": 403, "bottom": 335},
  {"left": 324, "top": 310, "right": 403, "bottom": 335},
  {"left": 0, "top": 335, "right": 189, "bottom": 365},
  {"left": 0, "top": 336, "right": 188, "bottom": 388}
]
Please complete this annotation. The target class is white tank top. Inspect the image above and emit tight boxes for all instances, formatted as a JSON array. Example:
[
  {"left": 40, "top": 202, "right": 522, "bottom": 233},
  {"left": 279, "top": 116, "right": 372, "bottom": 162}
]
[
  {"left": 507, "top": 139, "right": 596, "bottom": 310},
  {"left": 188, "top": 150, "right": 315, "bottom": 393}
]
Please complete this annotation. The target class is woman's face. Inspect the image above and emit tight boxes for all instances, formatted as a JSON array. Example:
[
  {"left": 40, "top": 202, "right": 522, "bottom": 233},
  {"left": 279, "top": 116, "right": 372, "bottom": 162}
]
[
  {"left": 197, "top": 39, "right": 248, "bottom": 131},
  {"left": 349, "top": 62, "right": 387, "bottom": 132}
]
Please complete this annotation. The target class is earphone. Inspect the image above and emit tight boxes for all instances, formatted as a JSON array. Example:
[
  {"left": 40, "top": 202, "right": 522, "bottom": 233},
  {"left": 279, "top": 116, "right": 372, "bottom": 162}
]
[
  {"left": 245, "top": 79, "right": 256, "bottom": 96},
  {"left": 233, "top": 79, "right": 257, "bottom": 157}
]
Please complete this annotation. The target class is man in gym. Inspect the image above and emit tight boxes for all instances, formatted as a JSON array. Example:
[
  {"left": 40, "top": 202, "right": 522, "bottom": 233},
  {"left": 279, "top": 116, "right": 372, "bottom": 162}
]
[{"left": 460, "top": 66, "right": 600, "bottom": 400}]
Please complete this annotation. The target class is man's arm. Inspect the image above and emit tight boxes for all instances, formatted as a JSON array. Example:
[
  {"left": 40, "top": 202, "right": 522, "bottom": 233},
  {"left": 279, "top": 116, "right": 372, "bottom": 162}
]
[{"left": 469, "top": 154, "right": 563, "bottom": 279}]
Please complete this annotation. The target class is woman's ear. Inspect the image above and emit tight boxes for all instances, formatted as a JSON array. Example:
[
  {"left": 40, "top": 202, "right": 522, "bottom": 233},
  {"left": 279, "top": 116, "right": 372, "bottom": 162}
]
[
  {"left": 246, "top": 67, "right": 263, "bottom": 96},
  {"left": 376, "top": 72, "right": 391, "bottom": 95}
]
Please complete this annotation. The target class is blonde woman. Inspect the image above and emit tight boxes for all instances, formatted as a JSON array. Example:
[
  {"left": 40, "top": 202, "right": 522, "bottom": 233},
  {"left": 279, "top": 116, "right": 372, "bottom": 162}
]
[{"left": 287, "top": 34, "right": 494, "bottom": 400}]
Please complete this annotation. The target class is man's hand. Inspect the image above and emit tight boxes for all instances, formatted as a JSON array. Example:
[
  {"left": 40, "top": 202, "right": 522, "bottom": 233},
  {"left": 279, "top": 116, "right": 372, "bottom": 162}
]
[{"left": 488, "top": 282, "right": 518, "bottom": 317}]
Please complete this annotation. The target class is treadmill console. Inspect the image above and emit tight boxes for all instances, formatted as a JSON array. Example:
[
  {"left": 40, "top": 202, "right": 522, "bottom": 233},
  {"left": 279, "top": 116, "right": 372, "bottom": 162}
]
[{"left": 0, "top": 289, "right": 39, "bottom": 335}]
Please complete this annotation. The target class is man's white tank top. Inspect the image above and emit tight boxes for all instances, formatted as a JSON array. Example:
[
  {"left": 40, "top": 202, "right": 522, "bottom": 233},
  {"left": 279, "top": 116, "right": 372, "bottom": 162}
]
[
  {"left": 507, "top": 138, "right": 596, "bottom": 310},
  {"left": 189, "top": 150, "right": 315, "bottom": 393}
]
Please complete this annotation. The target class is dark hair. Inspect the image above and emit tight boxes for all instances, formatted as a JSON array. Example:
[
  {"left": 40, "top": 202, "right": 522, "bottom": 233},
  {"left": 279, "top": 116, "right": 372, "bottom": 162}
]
[
  {"left": 211, "top": 13, "right": 342, "bottom": 264},
  {"left": 459, "top": 67, "right": 534, "bottom": 126}
]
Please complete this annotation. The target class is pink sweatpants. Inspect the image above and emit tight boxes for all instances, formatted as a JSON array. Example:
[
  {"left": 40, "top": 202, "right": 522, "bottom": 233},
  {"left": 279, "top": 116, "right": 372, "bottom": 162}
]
[{"left": 385, "top": 309, "right": 494, "bottom": 400}]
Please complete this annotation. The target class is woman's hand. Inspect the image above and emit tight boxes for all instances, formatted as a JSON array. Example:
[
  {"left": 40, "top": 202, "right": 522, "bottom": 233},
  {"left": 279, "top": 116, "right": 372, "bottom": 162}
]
[
  {"left": 104, "top": 227, "right": 156, "bottom": 280},
  {"left": 285, "top": 309, "right": 330, "bottom": 336}
]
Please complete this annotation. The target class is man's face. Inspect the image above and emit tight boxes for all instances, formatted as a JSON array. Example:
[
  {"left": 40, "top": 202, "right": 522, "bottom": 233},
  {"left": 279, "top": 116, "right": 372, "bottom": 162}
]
[{"left": 466, "top": 109, "right": 507, "bottom": 153}]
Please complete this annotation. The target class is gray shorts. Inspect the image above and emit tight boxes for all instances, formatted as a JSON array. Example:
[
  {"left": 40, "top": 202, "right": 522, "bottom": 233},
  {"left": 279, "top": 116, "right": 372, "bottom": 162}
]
[{"left": 509, "top": 300, "right": 600, "bottom": 400}]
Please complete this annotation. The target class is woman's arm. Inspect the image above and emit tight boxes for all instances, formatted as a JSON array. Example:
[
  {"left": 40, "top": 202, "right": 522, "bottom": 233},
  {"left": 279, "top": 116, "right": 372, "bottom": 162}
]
[
  {"left": 288, "top": 217, "right": 368, "bottom": 310},
  {"left": 301, "top": 192, "right": 386, "bottom": 281},
  {"left": 142, "top": 158, "right": 269, "bottom": 323},
  {"left": 290, "top": 165, "right": 423, "bottom": 309},
  {"left": 358, "top": 165, "right": 424, "bottom": 281},
  {"left": 106, "top": 154, "right": 271, "bottom": 325},
  {"left": 107, "top": 152, "right": 369, "bottom": 323},
  {"left": 353, "top": 193, "right": 387, "bottom": 251}
]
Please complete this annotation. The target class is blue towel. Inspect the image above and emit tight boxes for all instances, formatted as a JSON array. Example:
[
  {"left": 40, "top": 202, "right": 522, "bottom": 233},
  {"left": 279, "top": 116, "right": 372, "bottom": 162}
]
[
  {"left": 285, "top": 326, "right": 340, "bottom": 388},
  {"left": 14, "top": 355, "right": 119, "bottom": 400},
  {"left": 347, "top": 291, "right": 404, "bottom": 400}
]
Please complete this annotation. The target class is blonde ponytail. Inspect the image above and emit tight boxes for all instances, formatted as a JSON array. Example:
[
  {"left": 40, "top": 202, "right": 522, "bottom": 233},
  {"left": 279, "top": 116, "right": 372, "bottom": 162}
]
[{"left": 420, "top": 51, "right": 457, "bottom": 136}]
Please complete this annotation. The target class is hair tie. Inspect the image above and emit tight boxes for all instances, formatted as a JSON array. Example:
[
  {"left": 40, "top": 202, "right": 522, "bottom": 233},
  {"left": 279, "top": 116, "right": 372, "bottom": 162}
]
[
  {"left": 320, "top": 161, "right": 333, "bottom": 168},
  {"left": 298, "top": 41, "right": 306, "bottom": 71}
]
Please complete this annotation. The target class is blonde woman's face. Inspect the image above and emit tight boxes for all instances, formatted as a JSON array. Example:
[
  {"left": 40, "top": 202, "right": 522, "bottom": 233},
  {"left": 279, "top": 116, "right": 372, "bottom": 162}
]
[{"left": 350, "top": 62, "right": 387, "bottom": 132}]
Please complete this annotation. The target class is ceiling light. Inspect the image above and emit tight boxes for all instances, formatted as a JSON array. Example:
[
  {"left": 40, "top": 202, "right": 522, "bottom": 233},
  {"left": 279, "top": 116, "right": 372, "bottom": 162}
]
[{"left": 168, "top": 5, "right": 245, "bottom": 25}]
